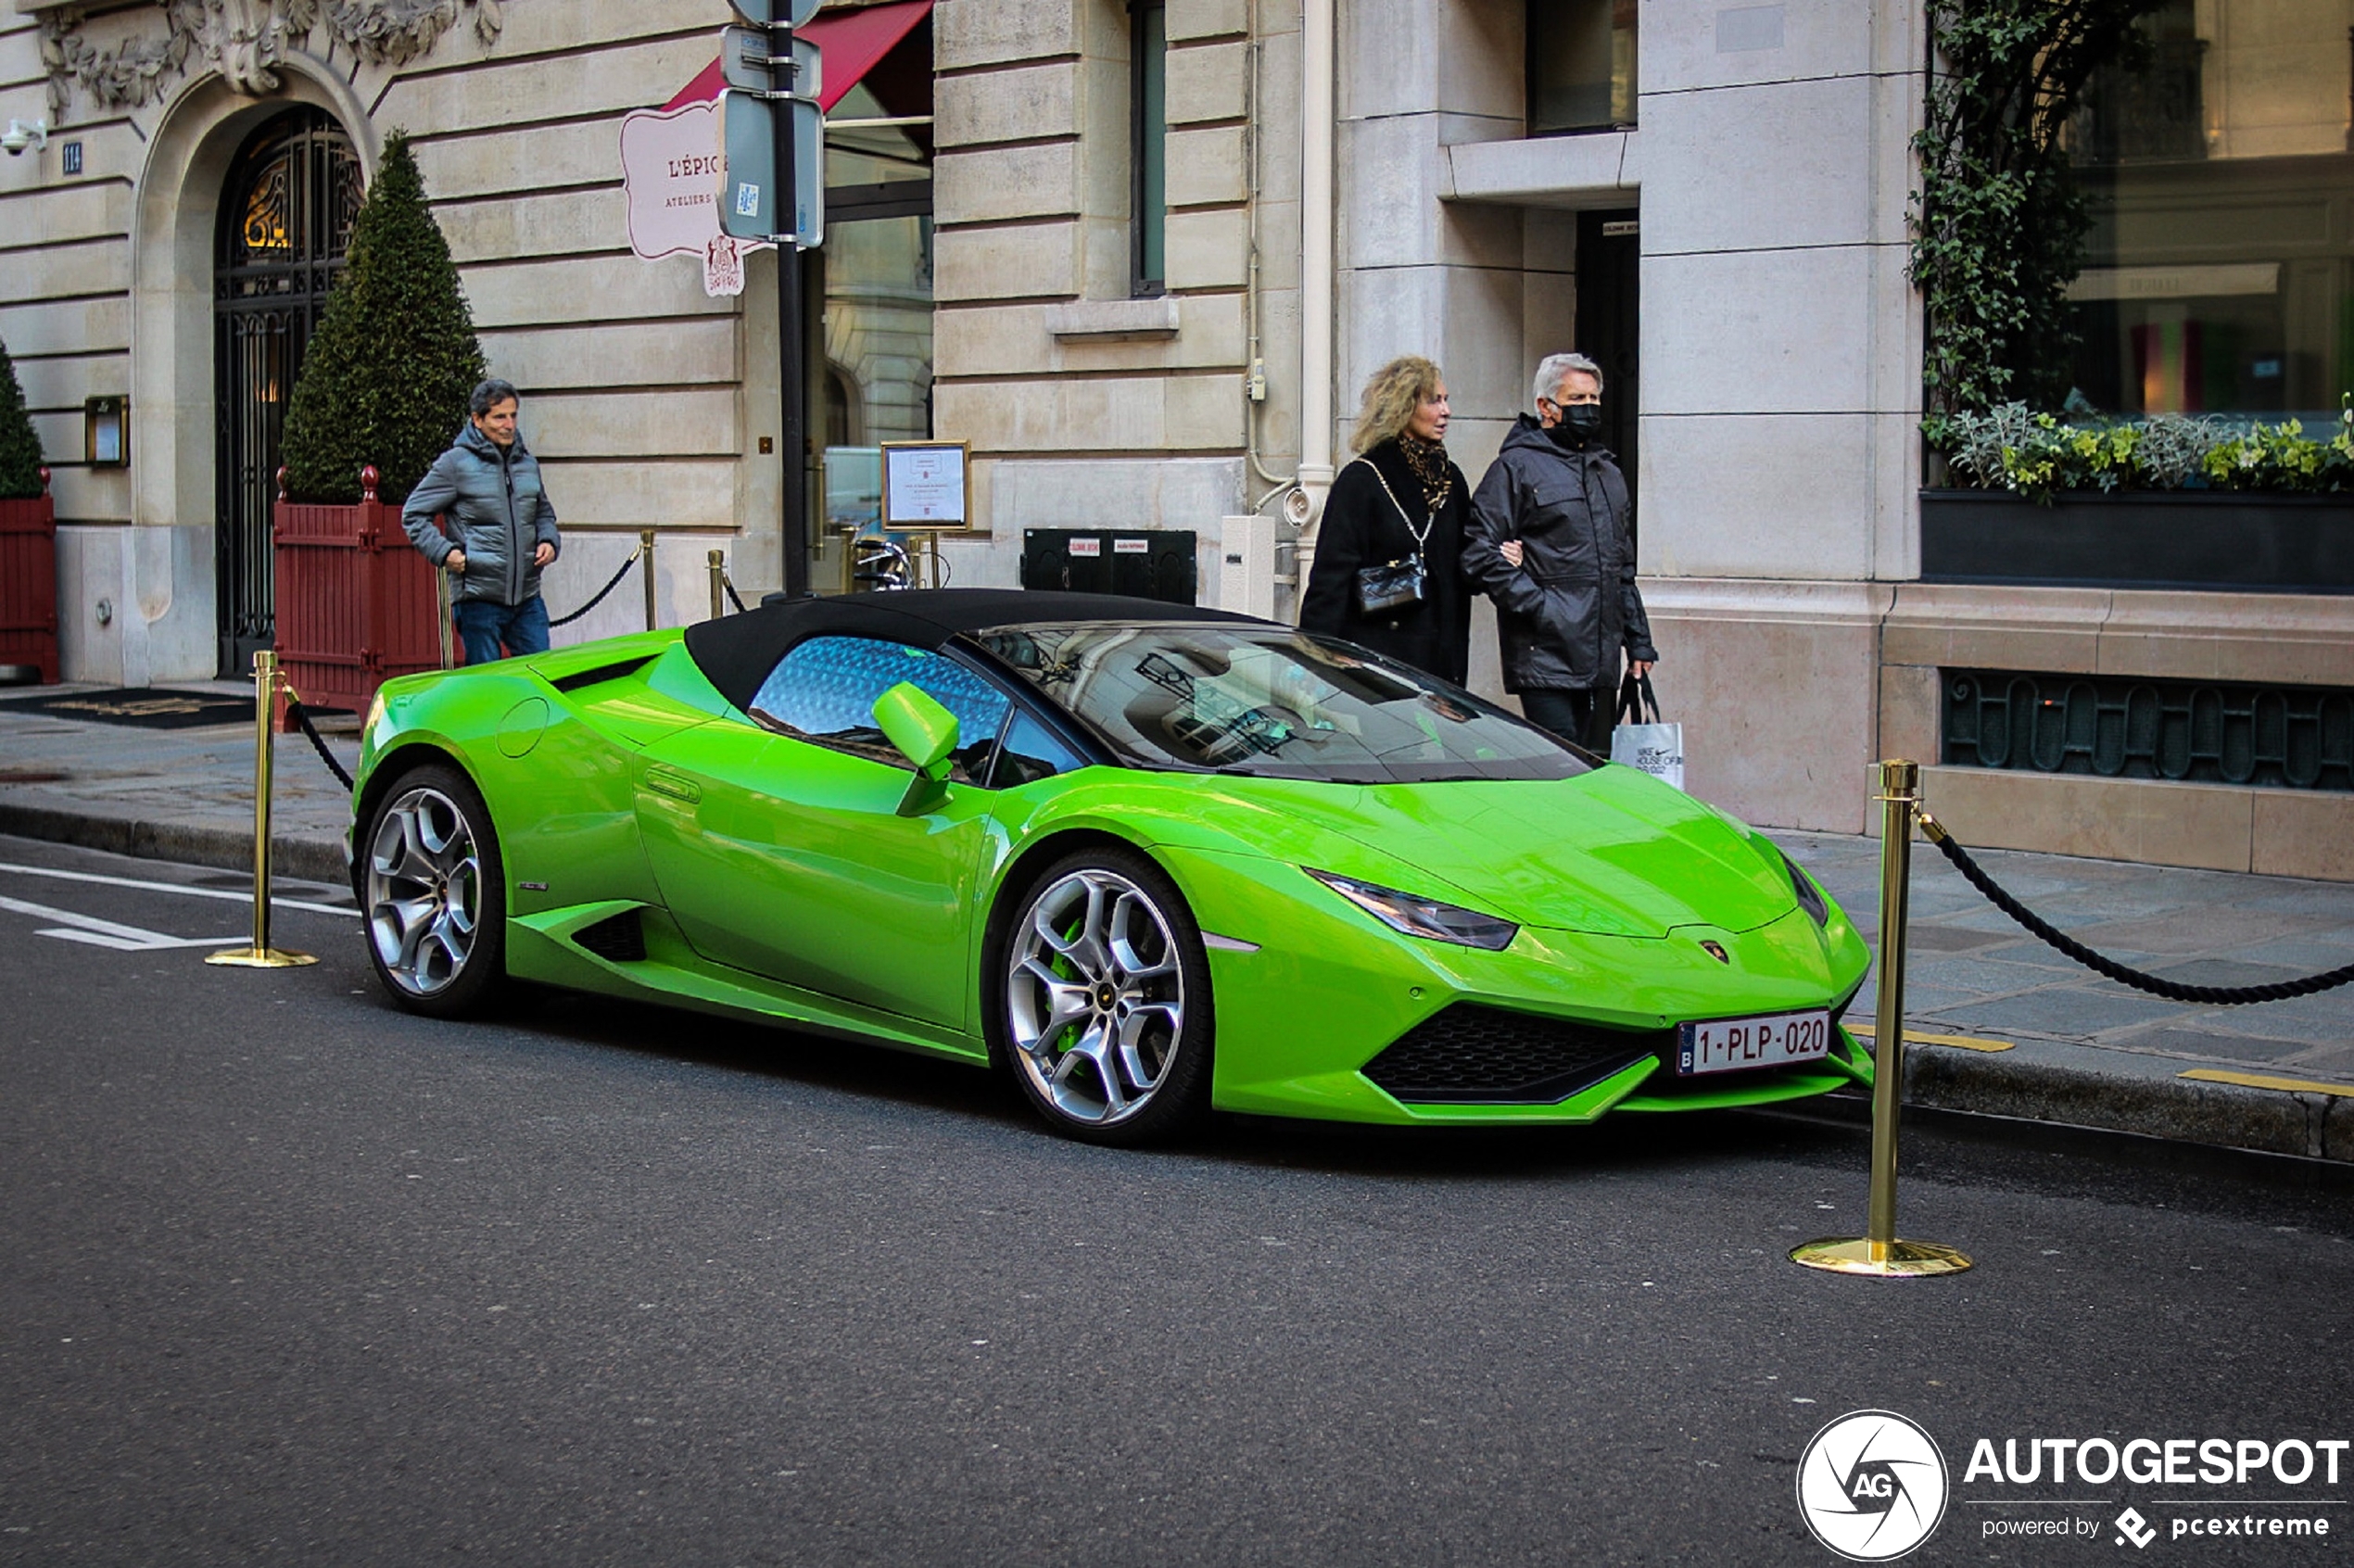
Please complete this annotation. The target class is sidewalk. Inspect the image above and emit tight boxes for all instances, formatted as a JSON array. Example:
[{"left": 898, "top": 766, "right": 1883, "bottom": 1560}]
[{"left": 4, "top": 679, "right": 2349, "bottom": 1162}]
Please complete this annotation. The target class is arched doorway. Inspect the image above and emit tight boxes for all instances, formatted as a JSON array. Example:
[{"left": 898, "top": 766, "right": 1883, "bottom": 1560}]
[{"left": 212, "top": 107, "right": 361, "bottom": 675}]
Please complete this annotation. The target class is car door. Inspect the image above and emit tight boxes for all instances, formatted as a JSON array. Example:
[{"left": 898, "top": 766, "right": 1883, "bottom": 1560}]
[{"left": 633, "top": 634, "right": 1014, "bottom": 1030}]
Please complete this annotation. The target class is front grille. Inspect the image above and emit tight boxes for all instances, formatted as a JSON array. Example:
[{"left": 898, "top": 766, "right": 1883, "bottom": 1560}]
[
  {"left": 573, "top": 909, "right": 647, "bottom": 963},
  {"left": 1361, "top": 1005, "right": 1669, "bottom": 1105}
]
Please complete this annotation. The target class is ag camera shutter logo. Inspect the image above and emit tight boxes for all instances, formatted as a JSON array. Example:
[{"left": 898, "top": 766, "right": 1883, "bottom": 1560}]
[{"left": 1796, "top": 1410, "right": 1951, "bottom": 1561}]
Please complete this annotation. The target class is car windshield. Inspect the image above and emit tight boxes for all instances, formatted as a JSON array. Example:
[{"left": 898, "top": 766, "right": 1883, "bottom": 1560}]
[{"left": 965, "top": 623, "right": 1596, "bottom": 783}]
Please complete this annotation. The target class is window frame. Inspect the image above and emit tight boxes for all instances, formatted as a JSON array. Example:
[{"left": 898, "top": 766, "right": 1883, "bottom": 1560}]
[
  {"left": 1130, "top": 0, "right": 1169, "bottom": 297},
  {"left": 1525, "top": 0, "right": 1638, "bottom": 138}
]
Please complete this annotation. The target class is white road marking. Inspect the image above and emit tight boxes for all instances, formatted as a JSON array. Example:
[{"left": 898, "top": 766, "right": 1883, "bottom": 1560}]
[
  {"left": 0, "top": 894, "right": 247, "bottom": 952},
  {"left": 0, "top": 860, "right": 359, "bottom": 917}
]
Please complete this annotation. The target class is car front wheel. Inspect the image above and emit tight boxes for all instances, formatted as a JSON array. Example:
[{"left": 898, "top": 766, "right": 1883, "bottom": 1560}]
[
  {"left": 998, "top": 848, "right": 1212, "bottom": 1145},
  {"left": 363, "top": 763, "right": 506, "bottom": 1017}
]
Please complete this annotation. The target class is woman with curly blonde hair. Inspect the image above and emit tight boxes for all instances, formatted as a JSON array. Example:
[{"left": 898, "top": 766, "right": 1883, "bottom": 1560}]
[{"left": 1299, "top": 355, "right": 1473, "bottom": 683}]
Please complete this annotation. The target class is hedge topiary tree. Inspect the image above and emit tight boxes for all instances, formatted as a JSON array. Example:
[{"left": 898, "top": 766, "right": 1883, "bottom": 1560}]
[
  {"left": 281, "top": 130, "right": 487, "bottom": 506},
  {"left": 0, "top": 337, "right": 44, "bottom": 499}
]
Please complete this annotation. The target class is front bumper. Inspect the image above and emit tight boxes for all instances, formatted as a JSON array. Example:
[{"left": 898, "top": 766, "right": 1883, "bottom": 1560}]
[{"left": 1160, "top": 846, "right": 1872, "bottom": 1126}]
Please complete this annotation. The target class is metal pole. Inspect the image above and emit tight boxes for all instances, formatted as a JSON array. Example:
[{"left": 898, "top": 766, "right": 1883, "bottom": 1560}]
[
  {"left": 1867, "top": 759, "right": 1917, "bottom": 1257},
  {"left": 436, "top": 567, "right": 454, "bottom": 670},
  {"left": 708, "top": 548, "right": 727, "bottom": 619},
  {"left": 1788, "top": 759, "right": 1968, "bottom": 1278},
  {"left": 640, "top": 528, "right": 657, "bottom": 630},
  {"left": 208, "top": 651, "right": 315, "bottom": 969},
  {"left": 779, "top": 247, "right": 809, "bottom": 599},
  {"left": 776, "top": 12, "right": 810, "bottom": 601}
]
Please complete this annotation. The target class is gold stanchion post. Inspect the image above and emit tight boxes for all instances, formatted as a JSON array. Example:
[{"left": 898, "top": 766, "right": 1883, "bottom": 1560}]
[
  {"left": 208, "top": 650, "right": 318, "bottom": 969},
  {"left": 436, "top": 565, "right": 454, "bottom": 670},
  {"left": 708, "top": 548, "right": 726, "bottom": 619},
  {"left": 1790, "top": 759, "right": 1968, "bottom": 1278},
  {"left": 640, "top": 527, "right": 658, "bottom": 630}
]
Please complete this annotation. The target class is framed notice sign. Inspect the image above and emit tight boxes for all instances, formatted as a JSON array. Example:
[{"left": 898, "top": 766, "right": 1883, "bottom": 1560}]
[{"left": 880, "top": 440, "right": 971, "bottom": 531}]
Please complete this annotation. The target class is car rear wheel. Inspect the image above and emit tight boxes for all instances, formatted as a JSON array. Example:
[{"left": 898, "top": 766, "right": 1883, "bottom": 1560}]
[
  {"left": 363, "top": 763, "right": 506, "bottom": 1017},
  {"left": 998, "top": 848, "right": 1212, "bottom": 1145}
]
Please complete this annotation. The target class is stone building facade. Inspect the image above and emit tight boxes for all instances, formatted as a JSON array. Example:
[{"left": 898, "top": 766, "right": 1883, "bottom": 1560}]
[{"left": 6, "top": 0, "right": 2350, "bottom": 879}]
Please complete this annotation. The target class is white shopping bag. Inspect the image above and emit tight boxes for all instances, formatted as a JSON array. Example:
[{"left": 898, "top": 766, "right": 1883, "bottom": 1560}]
[{"left": 1610, "top": 673, "right": 1684, "bottom": 790}]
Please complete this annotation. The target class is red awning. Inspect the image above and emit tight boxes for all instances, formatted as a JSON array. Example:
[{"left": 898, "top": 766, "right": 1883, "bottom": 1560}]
[{"left": 664, "top": 0, "right": 932, "bottom": 114}]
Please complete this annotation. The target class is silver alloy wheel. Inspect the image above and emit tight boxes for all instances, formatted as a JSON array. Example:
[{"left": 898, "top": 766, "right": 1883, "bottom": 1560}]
[
  {"left": 367, "top": 785, "right": 483, "bottom": 997},
  {"left": 1006, "top": 867, "right": 1187, "bottom": 1126}
]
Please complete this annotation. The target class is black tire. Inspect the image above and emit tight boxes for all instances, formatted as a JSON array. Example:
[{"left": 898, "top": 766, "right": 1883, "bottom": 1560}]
[
  {"left": 989, "top": 845, "right": 1214, "bottom": 1146},
  {"left": 361, "top": 762, "right": 508, "bottom": 1018}
]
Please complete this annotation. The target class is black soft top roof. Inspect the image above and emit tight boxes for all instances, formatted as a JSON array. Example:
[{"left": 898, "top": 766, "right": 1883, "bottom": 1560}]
[{"left": 683, "top": 588, "right": 1264, "bottom": 713}]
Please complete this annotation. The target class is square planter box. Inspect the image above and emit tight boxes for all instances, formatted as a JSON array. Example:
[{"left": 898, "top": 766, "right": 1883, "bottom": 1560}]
[
  {"left": 1919, "top": 488, "right": 2354, "bottom": 594},
  {"left": 0, "top": 473, "right": 58, "bottom": 684},
  {"left": 272, "top": 466, "right": 449, "bottom": 727}
]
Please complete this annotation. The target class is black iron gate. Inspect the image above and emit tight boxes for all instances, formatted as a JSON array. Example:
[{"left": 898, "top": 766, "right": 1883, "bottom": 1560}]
[{"left": 213, "top": 108, "right": 361, "bottom": 676}]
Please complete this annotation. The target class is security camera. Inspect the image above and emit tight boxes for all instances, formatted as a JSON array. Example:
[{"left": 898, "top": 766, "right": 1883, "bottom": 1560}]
[{"left": 3, "top": 120, "right": 48, "bottom": 158}]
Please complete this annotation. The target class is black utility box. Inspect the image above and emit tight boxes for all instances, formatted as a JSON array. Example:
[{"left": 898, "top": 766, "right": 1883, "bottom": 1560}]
[{"left": 1019, "top": 529, "right": 1196, "bottom": 604}]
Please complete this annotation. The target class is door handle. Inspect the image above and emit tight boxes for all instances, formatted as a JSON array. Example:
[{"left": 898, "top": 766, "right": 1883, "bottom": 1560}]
[{"left": 643, "top": 765, "right": 702, "bottom": 804}]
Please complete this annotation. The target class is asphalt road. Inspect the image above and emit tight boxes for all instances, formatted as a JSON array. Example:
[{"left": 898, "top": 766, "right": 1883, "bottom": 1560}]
[{"left": 3, "top": 834, "right": 2349, "bottom": 1567}]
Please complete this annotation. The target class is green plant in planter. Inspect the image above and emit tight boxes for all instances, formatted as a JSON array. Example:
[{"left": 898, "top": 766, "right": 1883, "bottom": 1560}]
[
  {"left": 2199, "top": 419, "right": 2354, "bottom": 494},
  {"left": 280, "top": 130, "right": 486, "bottom": 507},
  {"left": 0, "top": 337, "right": 44, "bottom": 500}
]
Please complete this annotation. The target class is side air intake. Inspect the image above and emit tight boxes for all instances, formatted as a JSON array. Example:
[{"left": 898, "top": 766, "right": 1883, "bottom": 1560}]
[{"left": 572, "top": 909, "right": 647, "bottom": 963}]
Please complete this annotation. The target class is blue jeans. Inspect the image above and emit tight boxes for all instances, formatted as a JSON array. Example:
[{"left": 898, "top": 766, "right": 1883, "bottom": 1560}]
[{"left": 453, "top": 596, "right": 551, "bottom": 666}]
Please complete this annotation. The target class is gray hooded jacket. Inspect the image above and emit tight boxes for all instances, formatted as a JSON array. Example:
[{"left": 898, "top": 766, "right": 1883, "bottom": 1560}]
[
  {"left": 401, "top": 421, "right": 562, "bottom": 607},
  {"left": 1462, "top": 414, "right": 1657, "bottom": 692}
]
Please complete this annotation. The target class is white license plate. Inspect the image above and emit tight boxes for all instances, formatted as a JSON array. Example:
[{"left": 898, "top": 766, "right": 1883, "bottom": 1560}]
[{"left": 1676, "top": 1009, "right": 1832, "bottom": 1076}]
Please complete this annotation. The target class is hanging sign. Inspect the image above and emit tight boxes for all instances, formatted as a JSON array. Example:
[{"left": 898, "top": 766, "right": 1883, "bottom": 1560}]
[{"left": 619, "top": 100, "right": 771, "bottom": 297}]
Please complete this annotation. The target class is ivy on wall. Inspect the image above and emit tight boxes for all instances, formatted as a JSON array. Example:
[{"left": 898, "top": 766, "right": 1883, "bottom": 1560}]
[{"left": 1911, "top": 0, "right": 2166, "bottom": 430}]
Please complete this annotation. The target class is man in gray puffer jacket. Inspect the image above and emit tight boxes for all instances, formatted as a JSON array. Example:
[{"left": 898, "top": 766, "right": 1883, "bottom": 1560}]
[
  {"left": 402, "top": 377, "right": 562, "bottom": 665},
  {"left": 1462, "top": 351, "right": 1658, "bottom": 753}
]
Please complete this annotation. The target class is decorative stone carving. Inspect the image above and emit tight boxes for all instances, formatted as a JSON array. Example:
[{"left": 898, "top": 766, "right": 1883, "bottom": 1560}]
[
  {"left": 325, "top": 0, "right": 504, "bottom": 68},
  {"left": 39, "top": 0, "right": 503, "bottom": 118}
]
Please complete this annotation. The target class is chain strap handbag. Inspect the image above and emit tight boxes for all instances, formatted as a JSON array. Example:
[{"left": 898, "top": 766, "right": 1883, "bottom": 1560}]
[{"left": 1351, "top": 460, "right": 1433, "bottom": 617}]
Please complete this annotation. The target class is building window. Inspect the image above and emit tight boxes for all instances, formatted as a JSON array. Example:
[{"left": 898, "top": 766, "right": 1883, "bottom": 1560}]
[
  {"left": 1132, "top": 0, "right": 1168, "bottom": 296},
  {"left": 2066, "top": 0, "right": 2352, "bottom": 419},
  {"left": 1528, "top": 0, "right": 1637, "bottom": 135}
]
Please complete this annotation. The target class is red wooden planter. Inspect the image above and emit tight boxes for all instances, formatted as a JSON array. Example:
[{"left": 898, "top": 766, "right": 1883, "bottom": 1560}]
[
  {"left": 0, "top": 467, "right": 58, "bottom": 684},
  {"left": 272, "top": 464, "right": 449, "bottom": 727}
]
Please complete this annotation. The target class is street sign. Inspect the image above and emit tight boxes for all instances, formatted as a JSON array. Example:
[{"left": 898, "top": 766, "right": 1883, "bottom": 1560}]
[
  {"left": 717, "top": 90, "right": 822, "bottom": 246},
  {"left": 723, "top": 0, "right": 820, "bottom": 26},
  {"left": 719, "top": 25, "right": 820, "bottom": 99}
]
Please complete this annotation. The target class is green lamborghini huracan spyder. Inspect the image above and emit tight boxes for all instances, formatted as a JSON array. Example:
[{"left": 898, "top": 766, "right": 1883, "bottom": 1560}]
[{"left": 351, "top": 588, "right": 1873, "bottom": 1144}]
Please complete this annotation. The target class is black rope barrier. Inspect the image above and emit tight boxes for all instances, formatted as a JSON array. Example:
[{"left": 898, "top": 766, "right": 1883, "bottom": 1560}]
[
  {"left": 1920, "top": 815, "right": 2354, "bottom": 1005},
  {"left": 548, "top": 548, "right": 641, "bottom": 628},
  {"left": 284, "top": 699, "right": 356, "bottom": 791},
  {"left": 723, "top": 575, "right": 748, "bottom": 614}
]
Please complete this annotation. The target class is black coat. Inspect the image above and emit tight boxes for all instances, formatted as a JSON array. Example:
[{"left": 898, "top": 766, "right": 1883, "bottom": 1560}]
[
  {"left": 1462, "top": 415, "right": 1658, "bottom": 692},
  {"left": 1299, "top": 438, "right": 1473, "bottom": 685}
]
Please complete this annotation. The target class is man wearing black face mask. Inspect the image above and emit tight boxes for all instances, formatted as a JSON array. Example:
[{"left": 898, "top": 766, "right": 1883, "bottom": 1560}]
[{"left": 1462, "top": 351, "right": 1659, "bottom": 752}]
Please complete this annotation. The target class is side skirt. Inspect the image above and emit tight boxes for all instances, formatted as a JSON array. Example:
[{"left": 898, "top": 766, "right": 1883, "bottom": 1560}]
[{"left": 506, "top": 901, "right": 990, "bottom": 1066}]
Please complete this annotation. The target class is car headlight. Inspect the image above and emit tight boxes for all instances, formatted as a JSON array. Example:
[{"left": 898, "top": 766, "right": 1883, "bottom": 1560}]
[
  {"left": 1305, "top": 868, "right": 1519, "bottom": 951},
  {"left": 1781, "top": 849, "right": 1829, "bottom": 928}
]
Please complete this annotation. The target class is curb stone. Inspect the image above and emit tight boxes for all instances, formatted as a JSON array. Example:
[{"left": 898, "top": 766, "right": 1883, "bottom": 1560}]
[
  {"left": 1901, "top": 1043, "right": 2352, "bottom": 1164},
  {"left": 0, "top": 803, "right": 348, "bottom": 887}
]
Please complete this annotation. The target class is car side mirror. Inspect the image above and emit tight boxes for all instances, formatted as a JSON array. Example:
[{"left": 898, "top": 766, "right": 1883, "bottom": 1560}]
[{"left": 873, "top": 681, "right": 959, "bottom": 816}]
